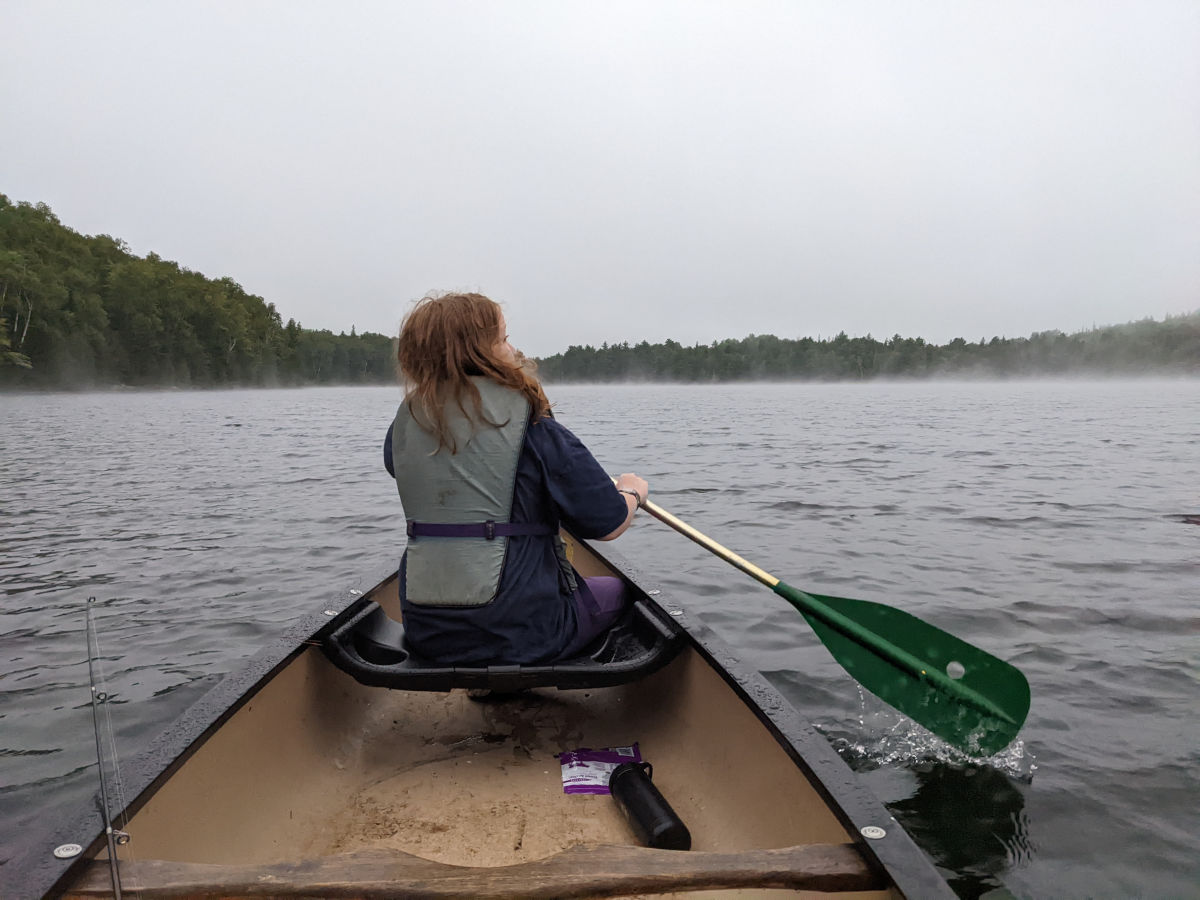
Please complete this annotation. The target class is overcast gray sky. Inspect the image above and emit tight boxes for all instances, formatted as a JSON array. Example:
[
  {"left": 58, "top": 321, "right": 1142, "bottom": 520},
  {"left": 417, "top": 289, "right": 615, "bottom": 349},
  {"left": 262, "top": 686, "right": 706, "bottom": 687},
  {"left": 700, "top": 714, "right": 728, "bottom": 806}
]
[{"left": 4, "top": 1, "right": 1197, "bottom": 356}]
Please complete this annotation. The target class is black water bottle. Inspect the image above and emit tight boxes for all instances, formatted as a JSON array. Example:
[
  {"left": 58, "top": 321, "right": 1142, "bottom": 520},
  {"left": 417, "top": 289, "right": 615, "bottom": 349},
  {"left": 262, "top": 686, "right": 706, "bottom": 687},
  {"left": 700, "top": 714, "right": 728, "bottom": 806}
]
[{"left": 609, "top": 761, "right": 691, "bottom": 851}]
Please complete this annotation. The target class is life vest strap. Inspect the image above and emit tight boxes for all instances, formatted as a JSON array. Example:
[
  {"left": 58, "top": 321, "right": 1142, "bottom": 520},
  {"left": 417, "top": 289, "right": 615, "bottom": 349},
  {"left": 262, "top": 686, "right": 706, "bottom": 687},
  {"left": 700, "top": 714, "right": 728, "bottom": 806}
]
[{"left": 406, "top": 520, "right": 557, "bottom": 541}]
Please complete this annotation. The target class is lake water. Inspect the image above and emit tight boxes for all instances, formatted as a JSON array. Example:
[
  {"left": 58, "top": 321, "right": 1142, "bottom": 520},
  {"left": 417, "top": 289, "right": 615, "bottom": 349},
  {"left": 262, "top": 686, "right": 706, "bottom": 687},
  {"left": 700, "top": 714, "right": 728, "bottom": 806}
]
[{"left": 1, "top": 380, "right": 1197, "bottom": 898}]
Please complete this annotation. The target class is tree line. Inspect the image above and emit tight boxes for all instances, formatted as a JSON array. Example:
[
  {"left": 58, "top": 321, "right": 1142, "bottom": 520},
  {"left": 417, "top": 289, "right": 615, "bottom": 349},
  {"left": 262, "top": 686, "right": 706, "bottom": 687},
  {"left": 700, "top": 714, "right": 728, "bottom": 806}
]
[
  {"left": 0, "top": 195, "right": 396, "bottom": 389},
  {"left": 538, "top": 317, "right": 1200, "bottom": 383},
  {"left": 2, "top": 193, "right": 1196, "bottom": 389}
]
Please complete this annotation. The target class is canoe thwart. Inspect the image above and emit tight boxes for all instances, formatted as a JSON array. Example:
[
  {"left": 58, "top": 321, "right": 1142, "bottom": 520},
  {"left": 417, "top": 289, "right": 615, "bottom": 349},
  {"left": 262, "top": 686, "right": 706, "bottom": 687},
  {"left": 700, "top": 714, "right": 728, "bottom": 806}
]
[
  {"left": 323, "top": 599, "right": 683, "bottom": 692},
  {"left": 65, "top": 841, "right": 886, "bottom": 898}
]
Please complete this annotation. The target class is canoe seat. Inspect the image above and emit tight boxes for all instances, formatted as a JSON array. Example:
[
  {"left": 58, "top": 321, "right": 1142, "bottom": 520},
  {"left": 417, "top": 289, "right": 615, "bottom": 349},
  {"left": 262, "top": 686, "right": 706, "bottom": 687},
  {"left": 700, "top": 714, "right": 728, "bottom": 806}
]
[{"left": 322, "top": 598, "right": 684, "bottom": 692}]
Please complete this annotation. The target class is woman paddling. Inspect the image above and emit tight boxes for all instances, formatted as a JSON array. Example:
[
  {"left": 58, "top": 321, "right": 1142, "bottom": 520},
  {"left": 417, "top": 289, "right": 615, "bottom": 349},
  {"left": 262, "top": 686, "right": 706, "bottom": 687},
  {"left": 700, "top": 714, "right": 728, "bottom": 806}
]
[{"left": 383, "top": 291, "right": 649, "bottom": 666}]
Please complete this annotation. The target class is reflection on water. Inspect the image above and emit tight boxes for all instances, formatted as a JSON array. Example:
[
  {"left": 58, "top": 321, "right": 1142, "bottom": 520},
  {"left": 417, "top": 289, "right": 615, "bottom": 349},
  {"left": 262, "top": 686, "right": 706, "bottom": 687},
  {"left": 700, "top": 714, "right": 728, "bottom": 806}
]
[
  {"left": 2, "top": 380, "right": 1198, "bottom": 898},
  {"left": 889, "top": 763, "right": 1033, "bottom": 899}
]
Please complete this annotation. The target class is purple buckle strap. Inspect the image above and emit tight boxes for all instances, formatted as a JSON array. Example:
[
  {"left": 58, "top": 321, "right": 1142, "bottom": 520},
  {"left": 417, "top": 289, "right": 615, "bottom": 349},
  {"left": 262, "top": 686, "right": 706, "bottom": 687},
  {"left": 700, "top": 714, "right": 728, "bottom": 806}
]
[{"left": 406, "top": 520, "right": 558, "bottom": 541}]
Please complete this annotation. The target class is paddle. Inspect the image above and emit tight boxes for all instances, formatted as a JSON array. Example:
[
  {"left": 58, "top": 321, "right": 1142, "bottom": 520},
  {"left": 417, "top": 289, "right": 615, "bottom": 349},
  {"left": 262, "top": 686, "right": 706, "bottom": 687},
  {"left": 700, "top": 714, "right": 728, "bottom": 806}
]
[{"left": 634, "top": 494, "right": 1030, "bottom": 756}]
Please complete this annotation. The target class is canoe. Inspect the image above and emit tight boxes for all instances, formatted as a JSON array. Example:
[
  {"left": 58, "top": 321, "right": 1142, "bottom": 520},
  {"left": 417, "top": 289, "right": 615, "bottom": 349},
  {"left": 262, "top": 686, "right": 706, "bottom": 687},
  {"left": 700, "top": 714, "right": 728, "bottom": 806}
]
[{"left": 9, "top": 534, "right": 956, "bottom": 899}]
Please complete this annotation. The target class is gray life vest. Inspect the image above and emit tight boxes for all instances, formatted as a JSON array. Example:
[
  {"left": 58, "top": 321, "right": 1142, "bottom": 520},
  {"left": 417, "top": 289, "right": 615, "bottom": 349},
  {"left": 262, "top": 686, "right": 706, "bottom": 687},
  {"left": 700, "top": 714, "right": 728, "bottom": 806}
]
[{"left": 391, "top": 378, "right": 557, "bottom": 608}]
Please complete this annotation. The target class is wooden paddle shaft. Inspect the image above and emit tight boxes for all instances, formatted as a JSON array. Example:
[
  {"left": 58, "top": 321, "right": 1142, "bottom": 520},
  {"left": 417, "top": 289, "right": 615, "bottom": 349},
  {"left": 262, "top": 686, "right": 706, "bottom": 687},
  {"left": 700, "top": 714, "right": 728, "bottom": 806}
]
[{"left": 638, "top": 497, "right": 781, "bottom": 588}]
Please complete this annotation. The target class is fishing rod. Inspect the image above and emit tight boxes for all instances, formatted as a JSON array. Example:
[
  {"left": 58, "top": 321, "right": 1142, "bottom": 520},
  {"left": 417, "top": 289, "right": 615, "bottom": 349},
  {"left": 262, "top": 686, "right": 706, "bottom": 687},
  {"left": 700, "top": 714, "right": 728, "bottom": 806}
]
[{"left": 85, "top": 597, "right": 126, "bottom": 899}]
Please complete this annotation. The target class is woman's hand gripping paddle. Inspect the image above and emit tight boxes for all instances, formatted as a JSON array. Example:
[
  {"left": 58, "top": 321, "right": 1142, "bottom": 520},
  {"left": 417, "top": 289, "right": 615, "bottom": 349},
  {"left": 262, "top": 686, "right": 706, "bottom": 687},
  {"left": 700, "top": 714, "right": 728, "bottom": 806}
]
[{"left": 637, "top": 494, "right": 1030, "bottom": 756}]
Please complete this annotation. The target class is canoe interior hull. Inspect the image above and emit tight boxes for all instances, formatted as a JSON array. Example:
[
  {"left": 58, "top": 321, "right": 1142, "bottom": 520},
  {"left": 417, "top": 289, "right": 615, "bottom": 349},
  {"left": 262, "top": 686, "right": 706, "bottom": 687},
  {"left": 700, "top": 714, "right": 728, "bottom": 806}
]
[
  {"left": 37, "top": 537, "right": 950, "bottom": 898},
  {"left": 112, "top": 632, "right": 891, "bottom": 897}
]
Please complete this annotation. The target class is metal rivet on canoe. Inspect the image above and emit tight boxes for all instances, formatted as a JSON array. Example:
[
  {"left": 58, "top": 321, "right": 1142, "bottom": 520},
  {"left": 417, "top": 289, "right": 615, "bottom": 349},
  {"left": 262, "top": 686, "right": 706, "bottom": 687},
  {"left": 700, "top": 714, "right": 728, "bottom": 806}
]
[
  {"left": 860, "top": 826, "right": 887, "bottom": 840},
  {"left": 323, "top": 610, "right": 337, "bottom": 616},
  {"left": 53, "top": 844, "right": 82, "bottom": 859}
]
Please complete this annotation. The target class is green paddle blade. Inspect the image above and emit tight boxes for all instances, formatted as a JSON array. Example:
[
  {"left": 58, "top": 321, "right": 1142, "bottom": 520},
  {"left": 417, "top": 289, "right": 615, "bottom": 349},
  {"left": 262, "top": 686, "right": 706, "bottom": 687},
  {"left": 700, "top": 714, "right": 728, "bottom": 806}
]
[{"left": 773, "top": 582, "right": 1030, "bottom": 756}]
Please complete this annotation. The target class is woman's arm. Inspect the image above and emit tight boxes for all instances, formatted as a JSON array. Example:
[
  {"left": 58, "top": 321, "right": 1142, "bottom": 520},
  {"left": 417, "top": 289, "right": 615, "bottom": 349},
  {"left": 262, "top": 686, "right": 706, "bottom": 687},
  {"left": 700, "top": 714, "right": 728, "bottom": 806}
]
[
  {"left": 598, "top": 473, "right": 650, "bottom": 541},
  {"left": 527, "top": 418, "right": 647, "bottom": 541}
]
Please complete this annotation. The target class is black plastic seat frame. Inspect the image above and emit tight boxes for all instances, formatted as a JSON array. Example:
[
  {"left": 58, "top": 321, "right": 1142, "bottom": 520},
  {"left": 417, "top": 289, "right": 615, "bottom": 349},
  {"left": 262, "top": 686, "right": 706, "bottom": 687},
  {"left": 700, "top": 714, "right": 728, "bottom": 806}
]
[{"left": 323, "top": 598, "right": 684, "bottom": 692}]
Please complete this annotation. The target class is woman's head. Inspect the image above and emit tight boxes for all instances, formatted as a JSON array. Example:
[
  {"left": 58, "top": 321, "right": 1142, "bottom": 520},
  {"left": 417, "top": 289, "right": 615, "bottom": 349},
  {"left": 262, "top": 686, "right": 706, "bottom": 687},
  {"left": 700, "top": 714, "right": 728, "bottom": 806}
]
[{"left": 396, "top": 292, "right": 550, "bottom": 450}]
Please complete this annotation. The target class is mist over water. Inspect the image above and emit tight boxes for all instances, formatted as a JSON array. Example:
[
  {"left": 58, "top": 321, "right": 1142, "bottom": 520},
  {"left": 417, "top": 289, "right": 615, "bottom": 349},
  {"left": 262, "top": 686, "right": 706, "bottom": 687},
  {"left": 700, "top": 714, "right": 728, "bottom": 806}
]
[{"left": 2, "top": 380, "right": 1197, "bottom": 897}]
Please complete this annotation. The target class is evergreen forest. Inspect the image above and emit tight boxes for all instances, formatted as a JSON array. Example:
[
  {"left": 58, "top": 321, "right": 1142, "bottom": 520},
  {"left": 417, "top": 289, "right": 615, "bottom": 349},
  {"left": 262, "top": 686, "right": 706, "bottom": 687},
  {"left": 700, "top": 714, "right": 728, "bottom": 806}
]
[
  {"left": 0, "top": 195, "right": 394, "bottom": 388},
  {"left": 2, "top": 194, "right": 1197, "bottom": 389},
  {"left": 537, "top": 315, "right": 1200, "bottom": 383}
]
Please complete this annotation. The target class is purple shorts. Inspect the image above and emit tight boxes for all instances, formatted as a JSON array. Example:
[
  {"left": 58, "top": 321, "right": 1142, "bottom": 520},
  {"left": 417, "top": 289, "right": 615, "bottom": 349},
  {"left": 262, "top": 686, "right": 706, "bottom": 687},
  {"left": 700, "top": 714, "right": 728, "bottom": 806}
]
[{"left": 561, "top": 575, "right": 630, "bottom": 658}]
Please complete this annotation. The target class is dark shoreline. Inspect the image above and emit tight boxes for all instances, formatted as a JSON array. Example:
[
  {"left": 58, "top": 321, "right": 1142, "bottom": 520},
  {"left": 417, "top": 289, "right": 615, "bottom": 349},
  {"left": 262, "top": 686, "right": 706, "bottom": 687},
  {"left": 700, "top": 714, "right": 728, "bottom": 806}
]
[{"left": 3, "top": 370, "right": 1198, "bottom": 395}]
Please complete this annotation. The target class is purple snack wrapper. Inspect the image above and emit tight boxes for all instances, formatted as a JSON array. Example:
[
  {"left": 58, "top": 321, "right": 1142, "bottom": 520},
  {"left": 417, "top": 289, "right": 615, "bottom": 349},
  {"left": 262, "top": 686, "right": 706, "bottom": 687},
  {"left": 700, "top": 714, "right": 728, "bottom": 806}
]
[{"left": 557, "top": 743, "right": 642, "bottom": 795}]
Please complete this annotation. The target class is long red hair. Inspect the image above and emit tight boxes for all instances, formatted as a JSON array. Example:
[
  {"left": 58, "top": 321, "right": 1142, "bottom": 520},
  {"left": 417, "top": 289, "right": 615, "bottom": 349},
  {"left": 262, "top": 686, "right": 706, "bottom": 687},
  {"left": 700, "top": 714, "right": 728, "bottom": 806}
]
[{"left": 396, "top": 292, "right": 551, "bottom": 452}]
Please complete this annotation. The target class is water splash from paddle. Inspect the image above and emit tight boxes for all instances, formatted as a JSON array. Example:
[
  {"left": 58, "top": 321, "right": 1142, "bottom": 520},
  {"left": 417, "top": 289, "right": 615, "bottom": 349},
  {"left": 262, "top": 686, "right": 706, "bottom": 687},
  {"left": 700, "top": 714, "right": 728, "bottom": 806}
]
[{"left": 815, "top": 687, "right": 1037, "bottom": 781}]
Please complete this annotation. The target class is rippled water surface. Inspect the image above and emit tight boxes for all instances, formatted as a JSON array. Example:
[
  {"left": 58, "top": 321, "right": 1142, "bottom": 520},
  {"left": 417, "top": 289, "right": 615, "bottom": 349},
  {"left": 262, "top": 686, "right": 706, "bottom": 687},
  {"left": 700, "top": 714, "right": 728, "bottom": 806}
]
[{"left": 2, "top": 381, "right": 1197, "bottom": 897}]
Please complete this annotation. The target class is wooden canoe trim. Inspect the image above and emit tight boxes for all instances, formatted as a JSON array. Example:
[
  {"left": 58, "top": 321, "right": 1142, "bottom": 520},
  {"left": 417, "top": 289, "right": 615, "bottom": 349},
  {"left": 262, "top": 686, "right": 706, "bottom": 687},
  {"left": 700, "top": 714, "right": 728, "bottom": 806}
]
[{"left": 64, "top": 842, "right": 885, "bottom": 898}]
